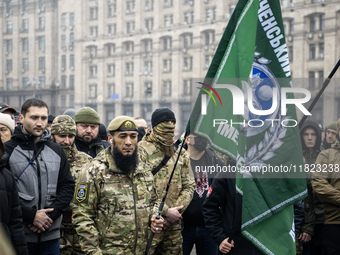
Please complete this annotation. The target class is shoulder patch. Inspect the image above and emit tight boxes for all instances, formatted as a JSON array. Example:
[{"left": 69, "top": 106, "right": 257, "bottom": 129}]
[
  {"left": 206, "top": 186, "right": 213, "bottom": 198},
  {"left": 76, "top": 183, "right": 90, "bottom": 203}
]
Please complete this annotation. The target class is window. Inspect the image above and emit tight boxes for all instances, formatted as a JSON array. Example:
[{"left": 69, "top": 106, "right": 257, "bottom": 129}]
[
  {"left": 22, "top": 58, "right": 29, "bottom": 71},
  {"left": 318, "top": 70, "right": 324, "bottom": 87},
  {"left": 6, "top": 1, "right": 12, "bottom": 14},
  {"left": 69, "top": 95, "right": 74, "bottom": 107},
  {"left": 145, "top": 18, "right": 154, "bottom": 31},
  {"left": 162, "top": 37, "right": 172, "bottom": 50},
  {"left": 288, "top": 46, "right": 293, "bottom": 62},
  {"left": 309, "top": 71, "right": 316, "bottom": 89},
  {"left": 164, "top": 0, "right": 173, "bottom": 7},
  {"left": 107, "top": 83, "right": 115, "bottom": 98},
  {"left": 22, "top": 19, "right": 29, "bottom": 31},
  {"left": 61, "top": 55, "right": 66, "bottom": 70},
  {"left": 108, "top": 64, "right": 115, "bottom": 76},
  {"left": 126, "top": 83, "right": 134, "bottom": 97},
  {"left": 184, "top": 11, "right": 194, "bottom": 24},
  {"left": 126, "top": 21, "right": 135, "bottom": 34},
  {"left": 22, "top": 38, "right": 29, "bottom": 53},
  {"left": 204, "top": 55, "right": 212, "bottom": 68},
  {"left": 6, "top": 59, "right": 12, "bottom": 72},
  {"left": 183, "top": 34, "right": 193, "bottom": 48},
  {"left": 89, "top": 46, "right": 97, "bottom": 58},
  {"left": 22, "top": 0, "right": 28, "bottom": 12},
  {"left": 125, "top": 62, "right": 134, "bottom": 76},
  {"left": 203, "top": 30, "right": 215, "bottom": 45},
  {"left": 108, "top": 24, "right": 117, "bottom": 35},
  {"left": 90, "top": 7, "right": 98, "bottom": 20},
  {"left": 70, "top": 54, "right": 75, "bottom": 69},
  {"left": 61, "top": 75, "right": 67, "bottom": 88},
  {"left": 123, "top": 104, "right": 133, "bottom": 116},
  {"left": 22, "top": 77, "right": 29, "bottom": 88},
  {"left": 38, "top": 76, "right": 45, "bottom": 88},
  {"left": 144, "top": 61, "right": 153, "bottom": 73},
  {"left": 309, "top": 14, "right": 325, "bottom": 32},
  {"left": 38, "top": 0, "right": 44, "bottom": 10},
  {"left": 164, "top": 15, "right": 173, "bottom": 27},
  {"left": 183, "top": 56, "right": 193, "bottom": 71},
  {"left": 108, "top": 1, "right": 117, "bottom": 17},
  {"left": 163, "top": 59, "right": 172, "bottom": 73},
  {"left": 90, "top": 26, "right": 98, "bottom": 37},
  {"left": 143, "top": 39, "right": 153, "bottom": 52},
  {"left": 309, "top": 44, "right": 316, "bottom": 60},
  {"left": 106, "top": 44, "right": 115, "bottom": 56},
  {"left": 183, "top": 79, "right": 192, "bottom": 95},
  {"left": 6, "top": 21, "right": 12, "bottom": 33},
  {"left": 39, "top": 17, "right": 45, "bottom": 30},
  {"left": 124, "top": 41, "right": 134, "bottom": 53},
  {"left": 145, "top": 0, "right": 154, "bottom": 10},
  {"left": 39, "top": 57, "right": 45, "bottom": 70},
  {"left": 6, "top": 40, "right": 13, "bottom": 53},
  {"left": 6, "top": 78, "right": 13, "bottom": 90},
  {"left": 38, "top": 36, "right": 45, "bottom": 51},
  {"left": 318, "top": 43, "right": 324, "bottom": 59},
  {"left": 89, "top": 65, "right": 97, "bottom": 78},
  {"left": 144, "top": 81, "right": 152, "bottom": 96},
  {"left": 61, "top": 95, "right": 66, "bottom": 106},
  {"left": 61, "top": 35, "right": 66, "bottom": 48},
  {"left": 162, "top": 80, "right": 171, "bottom": 96},
  {"left": 70, "top": 75, "right": 74, "bottom": 89},
  {"left": 70, "top": 33, "right": 74, "bottom": 47},
  {"left": 229, "top": 4, "right": 235, "bottom": 15},
  {"left": 283, "top": 19, "right": 294, "bottom": 34},
  {"left": 61, "top": 13, "right": 66, "bottom": 27},
  {"left": 126, "top": 0, "right": 135, "bottom": 13},
  {"left": 70, "top": 13, "right": 74, "bottom": 26},
  {"left": 206, "top": 7, "right": 216, "bottom": 21}
]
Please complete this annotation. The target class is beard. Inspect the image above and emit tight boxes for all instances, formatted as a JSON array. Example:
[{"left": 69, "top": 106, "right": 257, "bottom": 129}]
[{"left": 112, "top": 145, "right": 138, "bottom": 175}]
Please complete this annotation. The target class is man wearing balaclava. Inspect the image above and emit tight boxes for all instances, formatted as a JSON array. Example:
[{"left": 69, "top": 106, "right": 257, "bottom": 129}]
[
  {"left": 181, "top": 133, "right": 223, "bottom": 255},
  {"left": 50, "top": 115, "right": 92, "bottom": 254},
  {"left": 138, "top": 107, "right": 194, "bottom": 255}
]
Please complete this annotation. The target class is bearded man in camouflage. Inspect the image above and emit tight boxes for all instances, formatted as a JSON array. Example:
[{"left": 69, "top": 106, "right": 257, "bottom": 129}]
[
  {"left": 50, "top": 115, "right": 92, "bottom": 254},
  {"left": 72, "top": 116, "right": 163, "bottom": 254},
  {"left": 138, "top": 108, "right": 195, "bottom": 255}
]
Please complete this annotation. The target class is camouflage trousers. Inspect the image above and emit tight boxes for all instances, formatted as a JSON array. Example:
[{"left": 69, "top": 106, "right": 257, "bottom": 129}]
[
  {"left": 59, "top": 227, "right": 83, "bottom": 255},
  {"left": 296, "top": 237, "right": 303, "bottom": 255},
  {"left": 149, "top": 223, "right": 183, "bottom": 255}
]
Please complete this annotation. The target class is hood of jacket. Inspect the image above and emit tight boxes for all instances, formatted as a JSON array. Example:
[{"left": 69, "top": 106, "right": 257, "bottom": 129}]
[
  {"left": 300, "top": 119, "right": 322, "bottom": 152},
  {"left": 11, "top": 123, "right": 51, "bottom": 145}
]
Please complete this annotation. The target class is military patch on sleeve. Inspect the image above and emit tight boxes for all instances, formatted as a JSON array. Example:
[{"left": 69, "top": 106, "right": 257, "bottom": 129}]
[
  {"left": 76, "top": 183, "right": 90, "bottom": 203},
  {"left": 206, "top": 186, "right": 213, "bottom": 198}
]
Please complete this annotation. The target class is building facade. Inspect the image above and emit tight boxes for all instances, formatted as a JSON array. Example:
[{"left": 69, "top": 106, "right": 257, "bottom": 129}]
[{"left": 1, "top": 0, "right": 340, "bottom": 132}]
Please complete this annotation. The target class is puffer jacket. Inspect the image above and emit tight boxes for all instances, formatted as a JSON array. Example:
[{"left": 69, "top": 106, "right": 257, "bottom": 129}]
[
  {"left": 312, "top": 141, "right": 340, "bottom": 224},
  {"left": 0, "top": 153, "right": 29, "bottom": 255}
]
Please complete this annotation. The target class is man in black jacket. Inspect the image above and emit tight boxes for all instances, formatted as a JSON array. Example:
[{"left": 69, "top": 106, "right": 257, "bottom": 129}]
[
  {"left": 202, "top": 170, "right": 264, "bottom": 255},
  {"left": 74, "top": 107, "right": 110, "bottom": 158},
  {"left": 5, "top": 98, "right": 75, "bottom": 255},
  {"left": 182, "top": 133, "right": 220, "bottom": 255},
  {"left": 0, "top": 135, "right": 28, "bottom": 255}
]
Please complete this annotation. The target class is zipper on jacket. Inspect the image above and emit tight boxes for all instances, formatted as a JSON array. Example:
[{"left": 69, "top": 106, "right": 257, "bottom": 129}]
[{"left": 36, "top": 150, "right": 42, "bottom": 244}]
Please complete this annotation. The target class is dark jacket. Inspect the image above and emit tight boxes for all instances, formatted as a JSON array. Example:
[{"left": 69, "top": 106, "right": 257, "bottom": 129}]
[
  {"left": 183, "top": 148, "right": 223, "bottom": 227},
  {"left": 75, "top": 136, "right": 110, "bottom": 158},
  {"left": 5, "top": 125, "right": 75, "bottom": 243},
  {"left": 0, "top": 154, "right": 29, "bottom": 255},
  {"left": 202, "top": 170, "right": 263, "bottom": 255}
]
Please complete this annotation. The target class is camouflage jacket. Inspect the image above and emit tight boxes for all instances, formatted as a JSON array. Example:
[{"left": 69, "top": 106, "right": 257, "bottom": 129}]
[
  {"left": 72, "top": 147, "right": 158, "bottom": 255},
  {"left": 138, "top": 138, "right": 194, "bottom": 219}
]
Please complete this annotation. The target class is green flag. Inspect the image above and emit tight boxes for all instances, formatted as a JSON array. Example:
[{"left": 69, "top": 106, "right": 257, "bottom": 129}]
[{"left": 188, "top": 0, "right": 307, "bottom": 254}]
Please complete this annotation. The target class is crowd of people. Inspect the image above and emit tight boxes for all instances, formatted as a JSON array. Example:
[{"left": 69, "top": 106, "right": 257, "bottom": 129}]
[{"left": 0, "top": 99, "right": 339, "bottom": 255}]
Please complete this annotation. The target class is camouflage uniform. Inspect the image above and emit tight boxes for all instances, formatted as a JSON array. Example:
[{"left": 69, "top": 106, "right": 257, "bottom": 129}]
[
  {"left": 51, "top": 115, "right": 92, "bottom": 255},
  {"left": 72, "top": 147, "right": 159, "bottom": 255},
  {"left": 138, "top": 137, "right": 195, "bottom": 255}
]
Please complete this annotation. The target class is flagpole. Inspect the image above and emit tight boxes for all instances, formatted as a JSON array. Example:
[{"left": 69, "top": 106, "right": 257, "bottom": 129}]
[
  {"left": 299, "top": 59, "right": 340, "bottom": 128},
  {"left": 144, "top": 131, "right": 188, "bottom": 255}
]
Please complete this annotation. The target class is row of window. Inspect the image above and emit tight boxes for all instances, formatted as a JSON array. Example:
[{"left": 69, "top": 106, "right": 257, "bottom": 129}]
[
  {"left": 283, "top": 14, "right": 325, "bottom": 35},
  {"left": 5, "top": 17, "right": 45, "bottom": 34},
  {"left": 88, "top": 79, "right": 192, "bottom": 99},
  {"left": 5, "top": 0, "right": 45, "bottom": 15}
]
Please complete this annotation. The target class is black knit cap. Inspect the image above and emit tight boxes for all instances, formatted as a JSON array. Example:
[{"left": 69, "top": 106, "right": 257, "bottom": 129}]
[{"left": 151, "top": 107, "right": 176, "bottom": 128}]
